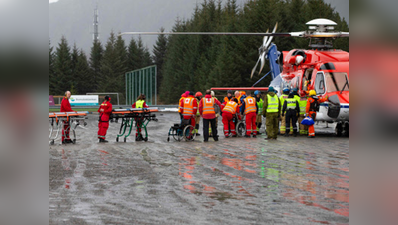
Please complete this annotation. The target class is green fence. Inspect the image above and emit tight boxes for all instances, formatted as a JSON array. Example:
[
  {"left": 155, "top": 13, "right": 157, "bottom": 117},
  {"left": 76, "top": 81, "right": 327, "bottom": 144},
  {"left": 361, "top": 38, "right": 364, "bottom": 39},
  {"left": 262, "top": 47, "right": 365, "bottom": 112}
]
[{"left": 125, "top": 65, "right": 157, "bottom": 106}]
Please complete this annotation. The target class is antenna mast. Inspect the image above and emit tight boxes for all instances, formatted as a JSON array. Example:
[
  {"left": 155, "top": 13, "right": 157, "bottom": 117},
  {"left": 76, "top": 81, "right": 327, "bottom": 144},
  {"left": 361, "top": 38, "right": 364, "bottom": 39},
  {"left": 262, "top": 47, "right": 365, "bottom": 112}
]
[{"left": 93, "top": 5, "right": 99, "bottom": 41}]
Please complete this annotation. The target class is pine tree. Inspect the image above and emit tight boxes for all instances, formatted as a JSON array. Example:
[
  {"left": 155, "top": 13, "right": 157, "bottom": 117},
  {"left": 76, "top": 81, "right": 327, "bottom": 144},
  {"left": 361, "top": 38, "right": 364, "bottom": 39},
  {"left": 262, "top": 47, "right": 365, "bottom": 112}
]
[
  {"left": 153, "top": 27, "right": 168, "bottom": 93},
  {"left": 127, "top": 37, "right": 139, "bottom": 71},
  {"left": 89, "top": 39, "right": 103, "bottom": 92},
  {"left": 49, "top": 40, "right": 56, "bottom": 95},
  {"left": 74, "top": 50, "right": 92, "bottom": 94},
  {"left": 54, "top": 36, "right": 72, "bottom": 94},
  {"left": 70, "top": 43, "right": 79, "bottom": 90}
]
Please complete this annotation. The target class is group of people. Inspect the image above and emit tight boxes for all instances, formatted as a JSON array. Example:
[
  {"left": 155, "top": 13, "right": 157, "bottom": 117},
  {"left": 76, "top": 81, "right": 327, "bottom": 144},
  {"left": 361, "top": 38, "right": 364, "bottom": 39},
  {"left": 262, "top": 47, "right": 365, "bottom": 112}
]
[
  {"left": 59, "top": 86, "right": 328, "bottom": 144},
  {"left": 179, "top": 87, "right": 328, "bottom": 141}
]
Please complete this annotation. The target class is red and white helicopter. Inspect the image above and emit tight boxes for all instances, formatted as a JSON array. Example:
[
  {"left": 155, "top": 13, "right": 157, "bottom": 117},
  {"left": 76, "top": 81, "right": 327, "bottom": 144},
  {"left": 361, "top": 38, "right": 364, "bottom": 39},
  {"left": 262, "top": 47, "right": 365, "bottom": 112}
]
[{"left": 120, "top": 18, "right": 349, "bottom": 136}]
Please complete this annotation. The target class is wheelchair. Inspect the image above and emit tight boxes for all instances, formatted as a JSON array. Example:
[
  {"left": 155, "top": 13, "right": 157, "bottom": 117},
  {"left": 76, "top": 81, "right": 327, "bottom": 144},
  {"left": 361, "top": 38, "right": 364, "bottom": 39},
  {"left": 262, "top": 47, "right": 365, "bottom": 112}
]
[
  {"left": 235, "top": 115, "right": 247, "bottom": 137},
  {"left": 167, "top": 118, "right": 197, "bottom": 142}
]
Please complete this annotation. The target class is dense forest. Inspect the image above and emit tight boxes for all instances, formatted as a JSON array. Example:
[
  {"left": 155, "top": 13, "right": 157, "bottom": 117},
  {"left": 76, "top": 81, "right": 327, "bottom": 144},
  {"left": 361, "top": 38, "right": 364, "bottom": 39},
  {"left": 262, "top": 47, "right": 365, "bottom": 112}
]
[{"left": 49, "top": 0, "right": 349, "bottom": 104}]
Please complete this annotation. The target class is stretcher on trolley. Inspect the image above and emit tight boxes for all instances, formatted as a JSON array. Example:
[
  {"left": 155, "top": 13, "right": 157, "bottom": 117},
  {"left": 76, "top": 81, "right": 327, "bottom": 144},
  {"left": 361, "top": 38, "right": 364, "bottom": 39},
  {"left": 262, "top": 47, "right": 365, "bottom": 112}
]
[
  {"left": 110, "top": 107, "right": 158, "bottom": 142},
  {"left": 49, "top": 111, "right": 88, "bottom": 145}
]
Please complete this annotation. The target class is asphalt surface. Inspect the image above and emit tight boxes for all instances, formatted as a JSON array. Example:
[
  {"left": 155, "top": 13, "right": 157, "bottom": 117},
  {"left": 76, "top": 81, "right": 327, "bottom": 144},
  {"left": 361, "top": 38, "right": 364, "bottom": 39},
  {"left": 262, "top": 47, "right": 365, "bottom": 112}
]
[{"left": 49, "top": 112, "right": 349, "bottom": 225}]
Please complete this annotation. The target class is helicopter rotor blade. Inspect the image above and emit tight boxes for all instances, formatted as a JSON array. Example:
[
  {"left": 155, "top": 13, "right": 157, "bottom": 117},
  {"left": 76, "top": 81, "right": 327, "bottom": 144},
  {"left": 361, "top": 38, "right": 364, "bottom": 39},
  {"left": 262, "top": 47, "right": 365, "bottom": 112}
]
[
  {"left": 262, "top": 29, "right": 269, "bottom": 47},
  {"left": 265, "top": 22, "right": 278, "bottom": 47},
  {"left": 251, "top": 56, "right": 261, "bottom": 79},
  {"left": 258, "top": 52, "right": 266, "bottom": 75}
]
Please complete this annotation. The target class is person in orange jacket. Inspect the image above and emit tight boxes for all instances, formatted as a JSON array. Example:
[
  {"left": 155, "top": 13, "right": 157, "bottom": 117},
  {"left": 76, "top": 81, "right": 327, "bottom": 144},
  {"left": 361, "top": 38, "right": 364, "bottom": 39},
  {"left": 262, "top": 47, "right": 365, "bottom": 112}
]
[
  {"left": 199, "top": 90, "right": 222, "bottom": 142},
  {"left": 221, "top": 98, "right": 240, "bottom": 137},
  {"left": 306, "top": 90, "right": 328, "bottom": 138},
  {"left": 60, "top": 91, "right": 75, "bottom": 144},
  {"left": 98, "top": 95, "right": 113, "bottom": 143},
  {"left": 178, "top": 91, "right": 189, "bottom": 120},
  {"left": 180, "top": 91, "right": 198, "bottom": 129},
  {"left": 240, "top": 91, "right": 259, "bottom": 137},
  {"left": 223, "top": 90, "right": 234, "bottom": 103}
]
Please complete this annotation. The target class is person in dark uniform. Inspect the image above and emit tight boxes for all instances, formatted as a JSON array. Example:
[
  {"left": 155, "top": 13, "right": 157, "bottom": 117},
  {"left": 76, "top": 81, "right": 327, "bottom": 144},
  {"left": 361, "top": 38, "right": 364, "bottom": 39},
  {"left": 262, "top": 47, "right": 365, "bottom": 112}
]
[{"left": 282, "top": 93, "right": 300, "bottom": 137}]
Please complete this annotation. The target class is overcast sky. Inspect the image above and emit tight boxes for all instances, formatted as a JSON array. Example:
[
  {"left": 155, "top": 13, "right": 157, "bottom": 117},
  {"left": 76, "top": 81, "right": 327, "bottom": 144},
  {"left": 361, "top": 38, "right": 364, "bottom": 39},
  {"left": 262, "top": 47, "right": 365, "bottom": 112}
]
[{"left": 49, "top": 0, "right": 348, "bottom": 23}]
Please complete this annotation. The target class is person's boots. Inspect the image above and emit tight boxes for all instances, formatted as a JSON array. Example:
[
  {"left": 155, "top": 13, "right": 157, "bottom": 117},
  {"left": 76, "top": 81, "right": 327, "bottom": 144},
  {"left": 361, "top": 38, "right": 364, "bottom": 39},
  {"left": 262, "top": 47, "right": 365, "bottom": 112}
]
[
  {"left": 293, "top": 130, "right": 297, "bottom": 137},
  {"left": 99, "top": 138, "right": 108, "bottom": 143},
  {"left": 284, "top": 130, "right": 290, "bottom": 137}
]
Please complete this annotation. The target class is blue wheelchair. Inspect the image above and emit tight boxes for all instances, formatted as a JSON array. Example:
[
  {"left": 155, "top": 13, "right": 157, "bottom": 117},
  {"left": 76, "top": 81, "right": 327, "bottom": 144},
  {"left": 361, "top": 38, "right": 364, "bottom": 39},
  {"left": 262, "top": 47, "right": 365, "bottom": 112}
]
[{"left": 167, "top": 119, "right": 197, "bottom": 142}]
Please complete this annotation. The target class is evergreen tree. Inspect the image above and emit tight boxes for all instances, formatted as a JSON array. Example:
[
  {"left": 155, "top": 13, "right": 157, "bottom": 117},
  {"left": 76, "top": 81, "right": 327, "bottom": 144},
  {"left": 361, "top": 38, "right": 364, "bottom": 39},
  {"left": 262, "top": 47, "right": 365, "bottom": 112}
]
[
  {"left": 89, "top": 39, "right": 103, "bottom": 92},
  {"left": 153, "top": 27, "right": 168, "bottom": 93},
  {"left": 74, "top": 50, "right": 92, "bottom": 94},
  {"left": 49, "top": 40, "right": 56, "bottom": 95},
  {"left": 54, "top": 36, "right": 72, "bottom": 94},
  {"left": 70, "top": 43, "right": 79, "bottom": 90},
  {"left": 99, "top": 31, "right": 128, "bottom": 102},
  {"left": 127, "top": 37, "right": 139, "bottom": 71}
]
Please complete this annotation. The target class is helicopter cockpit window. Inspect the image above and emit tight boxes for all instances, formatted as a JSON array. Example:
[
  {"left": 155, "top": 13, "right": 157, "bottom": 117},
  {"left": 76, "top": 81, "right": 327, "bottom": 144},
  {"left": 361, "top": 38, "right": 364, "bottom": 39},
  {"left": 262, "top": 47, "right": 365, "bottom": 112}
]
[
  {"left": 324, "top": 72, "right": 349, "bottom": 93},
  {"left": 315, "top": 72, "right": 325, "bottom": 94}
]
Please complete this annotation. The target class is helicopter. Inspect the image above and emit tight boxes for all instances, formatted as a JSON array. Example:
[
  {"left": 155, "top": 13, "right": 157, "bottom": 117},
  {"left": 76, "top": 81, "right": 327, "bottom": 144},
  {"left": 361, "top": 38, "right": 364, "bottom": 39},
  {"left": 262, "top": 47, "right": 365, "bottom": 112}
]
[{"left": 119, "top": 18, "right": 349, "bottom": 136}]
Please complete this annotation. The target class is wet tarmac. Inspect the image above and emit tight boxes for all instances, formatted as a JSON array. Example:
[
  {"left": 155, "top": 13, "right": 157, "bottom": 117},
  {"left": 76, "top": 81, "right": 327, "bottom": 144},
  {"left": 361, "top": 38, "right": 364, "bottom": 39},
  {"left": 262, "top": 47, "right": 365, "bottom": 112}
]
[{"left": 49, "top": 112, "right": 349, "bottom": 224}]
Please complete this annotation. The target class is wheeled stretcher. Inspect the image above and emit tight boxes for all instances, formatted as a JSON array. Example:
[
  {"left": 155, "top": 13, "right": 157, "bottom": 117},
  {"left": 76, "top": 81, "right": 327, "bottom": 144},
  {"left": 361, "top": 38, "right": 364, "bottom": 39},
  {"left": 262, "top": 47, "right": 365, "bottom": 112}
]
[
  {"left": 111, "top": 108, "right": 158, "bottom": 142},
  {"left": 49, "top": 111, "right": 88, "bottom": 145}
]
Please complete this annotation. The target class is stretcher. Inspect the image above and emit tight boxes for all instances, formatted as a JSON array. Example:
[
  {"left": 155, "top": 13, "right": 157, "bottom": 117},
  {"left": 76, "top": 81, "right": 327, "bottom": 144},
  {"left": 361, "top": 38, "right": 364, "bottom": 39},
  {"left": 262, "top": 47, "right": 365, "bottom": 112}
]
[
  {"left": 110, "top": 108, "right": 158, "bottom": 142},
  {"left": 49, "top": 111, "right": 88, "bottom": 145}
]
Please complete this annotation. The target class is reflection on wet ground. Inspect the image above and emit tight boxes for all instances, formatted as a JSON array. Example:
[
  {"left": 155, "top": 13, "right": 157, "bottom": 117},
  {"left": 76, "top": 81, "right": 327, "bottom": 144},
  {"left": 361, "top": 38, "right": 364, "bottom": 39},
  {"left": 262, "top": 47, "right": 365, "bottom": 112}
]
[{"left": 49, "top": 113, "right": 349, "bottom": 224}]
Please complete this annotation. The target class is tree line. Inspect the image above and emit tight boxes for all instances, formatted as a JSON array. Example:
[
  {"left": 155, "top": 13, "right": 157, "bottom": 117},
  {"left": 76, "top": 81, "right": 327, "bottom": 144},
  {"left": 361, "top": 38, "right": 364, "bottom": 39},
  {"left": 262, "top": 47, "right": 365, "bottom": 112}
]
[
  {"left": 49, "top": 0, "right": 348, "bottom": 105},
  {"left": 49, "top": 32, "right": 159, "bottom": 103}
]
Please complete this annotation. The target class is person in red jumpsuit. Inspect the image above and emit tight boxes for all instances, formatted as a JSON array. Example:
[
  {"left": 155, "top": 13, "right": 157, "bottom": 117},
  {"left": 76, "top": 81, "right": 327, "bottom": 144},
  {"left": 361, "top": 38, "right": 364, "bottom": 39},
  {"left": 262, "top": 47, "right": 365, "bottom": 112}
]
[
  {"left": 98, "top": 95, "right": 113, "bottom": 143},
  {"left": 60, "top": 91, "right": 75, "bottom": 144},
  {"left": 180, "top": 91, "right": 198, "bottom": 130}
]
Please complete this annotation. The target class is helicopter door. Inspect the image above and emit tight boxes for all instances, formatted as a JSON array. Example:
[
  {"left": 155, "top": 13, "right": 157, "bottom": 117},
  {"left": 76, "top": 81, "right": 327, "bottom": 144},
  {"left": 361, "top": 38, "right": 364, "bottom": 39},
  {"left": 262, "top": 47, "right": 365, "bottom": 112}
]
[{"left": 327, "top": 95, "right": 340, "bottom": 119}]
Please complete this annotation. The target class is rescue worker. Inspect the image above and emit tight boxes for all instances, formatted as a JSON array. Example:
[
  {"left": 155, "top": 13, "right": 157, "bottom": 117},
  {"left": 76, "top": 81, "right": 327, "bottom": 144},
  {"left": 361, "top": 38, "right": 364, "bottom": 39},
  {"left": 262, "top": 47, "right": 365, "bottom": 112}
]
[
  {"left": 254, "top": 90, "right": 264, "bottom": 134},
  {"left": 132, "top": 94, "right": 149, "bottom": 141},
  {"left": 194, "top": 92, "right": 203, "bottom": 136},
  {"left": 221, "top": 98, "right": 240, "bottom": 138},
  {"left": 234, "top": 91, "right": 241, "bottom": 105},
  {"left": 306, "top": 90, "right": 329, "bottom": 138},
  {"left": 240, "top": 91, "right": 258, "bottom": 137},
  {"left": 98, "top": 95, "right": 113, "bottom": 142},
  {"left": 282, "top": 93, "right": 300, "bottom": 137},
  {"left": 292, "top": 88, "right": 309, "bottom": 135},
  {"left": 199, "top": 90, "right": 222, "bottom": 142},
  {"left": 60, "top": 91, "right": 75, "bottom": 144},
  {"left": 279, "top": 88, "right": 290, "bottom": 135},
  {"left": 178, "top": 91, "right": 189, "bottom": 120},
  {"left": 180, "top": 91, "right": 198, "bottom": 131},
  {"left": 209, "top": 90, "right": 221, "bottom": 137},
  {"left": 223, "top": 90, "right": 234, "bottom": 103},
  {"left": 263, "top": 87, "right": 281, "bottom": 140}
]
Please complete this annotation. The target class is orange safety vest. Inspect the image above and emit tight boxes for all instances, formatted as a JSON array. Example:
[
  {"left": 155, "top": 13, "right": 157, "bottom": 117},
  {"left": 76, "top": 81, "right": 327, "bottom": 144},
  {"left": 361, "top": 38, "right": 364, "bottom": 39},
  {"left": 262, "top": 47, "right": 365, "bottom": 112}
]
[
  {"left": 222, "top": 101, "right": 238, "bottom": 114},
  {"left": 202, "top": 97, "right": 216, "bottom": 115},
  {"left": 243, "top": 96, "right": 257, "bottom": 114},
  {"left": 182, "top": 97, "right": 195, "bottom": 116},
  {"left": 178, "top": 97, "right": 185, "bottom": 113}
]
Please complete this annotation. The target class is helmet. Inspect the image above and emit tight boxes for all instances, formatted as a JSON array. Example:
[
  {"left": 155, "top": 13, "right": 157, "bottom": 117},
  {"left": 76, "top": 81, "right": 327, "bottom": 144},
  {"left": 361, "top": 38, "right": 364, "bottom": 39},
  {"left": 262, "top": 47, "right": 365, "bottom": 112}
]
[
  {"left": 293, "top": 88, "right": 299, "bottom": 92},
  {"left": 227, "top": 90, "right": 233, "bottom": 94},
  {"left": 195, "top": 92, "right": 203, "bottom": 97},
  {"left": 105, "top": 95, "right": 111, "bottom": 101},
  {"left": 268, "top": 86, "right": 275, "bottom": 93},
  {"left": 254, "top": 90, "right": 260, "bottom": 95},
  {"left": 283, "top": 88, "right": 290, "bottom": 94},
  {"left": 211, "top": 91, "right": 215, "bottom": 97},
  {"left": 309, "top": 90, "right": 316, "bottom": 96}
]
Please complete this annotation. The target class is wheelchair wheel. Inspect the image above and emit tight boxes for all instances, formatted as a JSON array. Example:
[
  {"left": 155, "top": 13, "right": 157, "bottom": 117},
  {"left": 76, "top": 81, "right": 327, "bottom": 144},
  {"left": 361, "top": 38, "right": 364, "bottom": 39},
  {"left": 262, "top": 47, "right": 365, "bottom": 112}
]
[
  {"left": 183, "top": 125, "right": 196, "bottom": 141},
  {"left": 172, "top": 128, "right": 182, "bottom": 142},
  {"left": 236, "top": 121, "right": 246, "bottom": 137}
]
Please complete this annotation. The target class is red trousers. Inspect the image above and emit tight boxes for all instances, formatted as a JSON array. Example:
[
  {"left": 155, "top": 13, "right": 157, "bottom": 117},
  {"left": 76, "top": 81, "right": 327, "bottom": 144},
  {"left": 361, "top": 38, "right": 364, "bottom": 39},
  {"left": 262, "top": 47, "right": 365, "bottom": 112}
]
[
  {"left": 222, "top": 112, "right": 236, "bottom": 136},
  {"left": 62, "top": 121, "right": 71, "bottom": 141},
  {"left": 308, "top": 112, "right": 316, "bottom": 136},
  {"left": 98, "top": 121, "right": 109, "bottom": 140},
  {"left": 245, "top": 112, "right": 257, "bottom": 135},
  {"left": 183, "top": 116, "right": 196, "bottom": 128}
]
